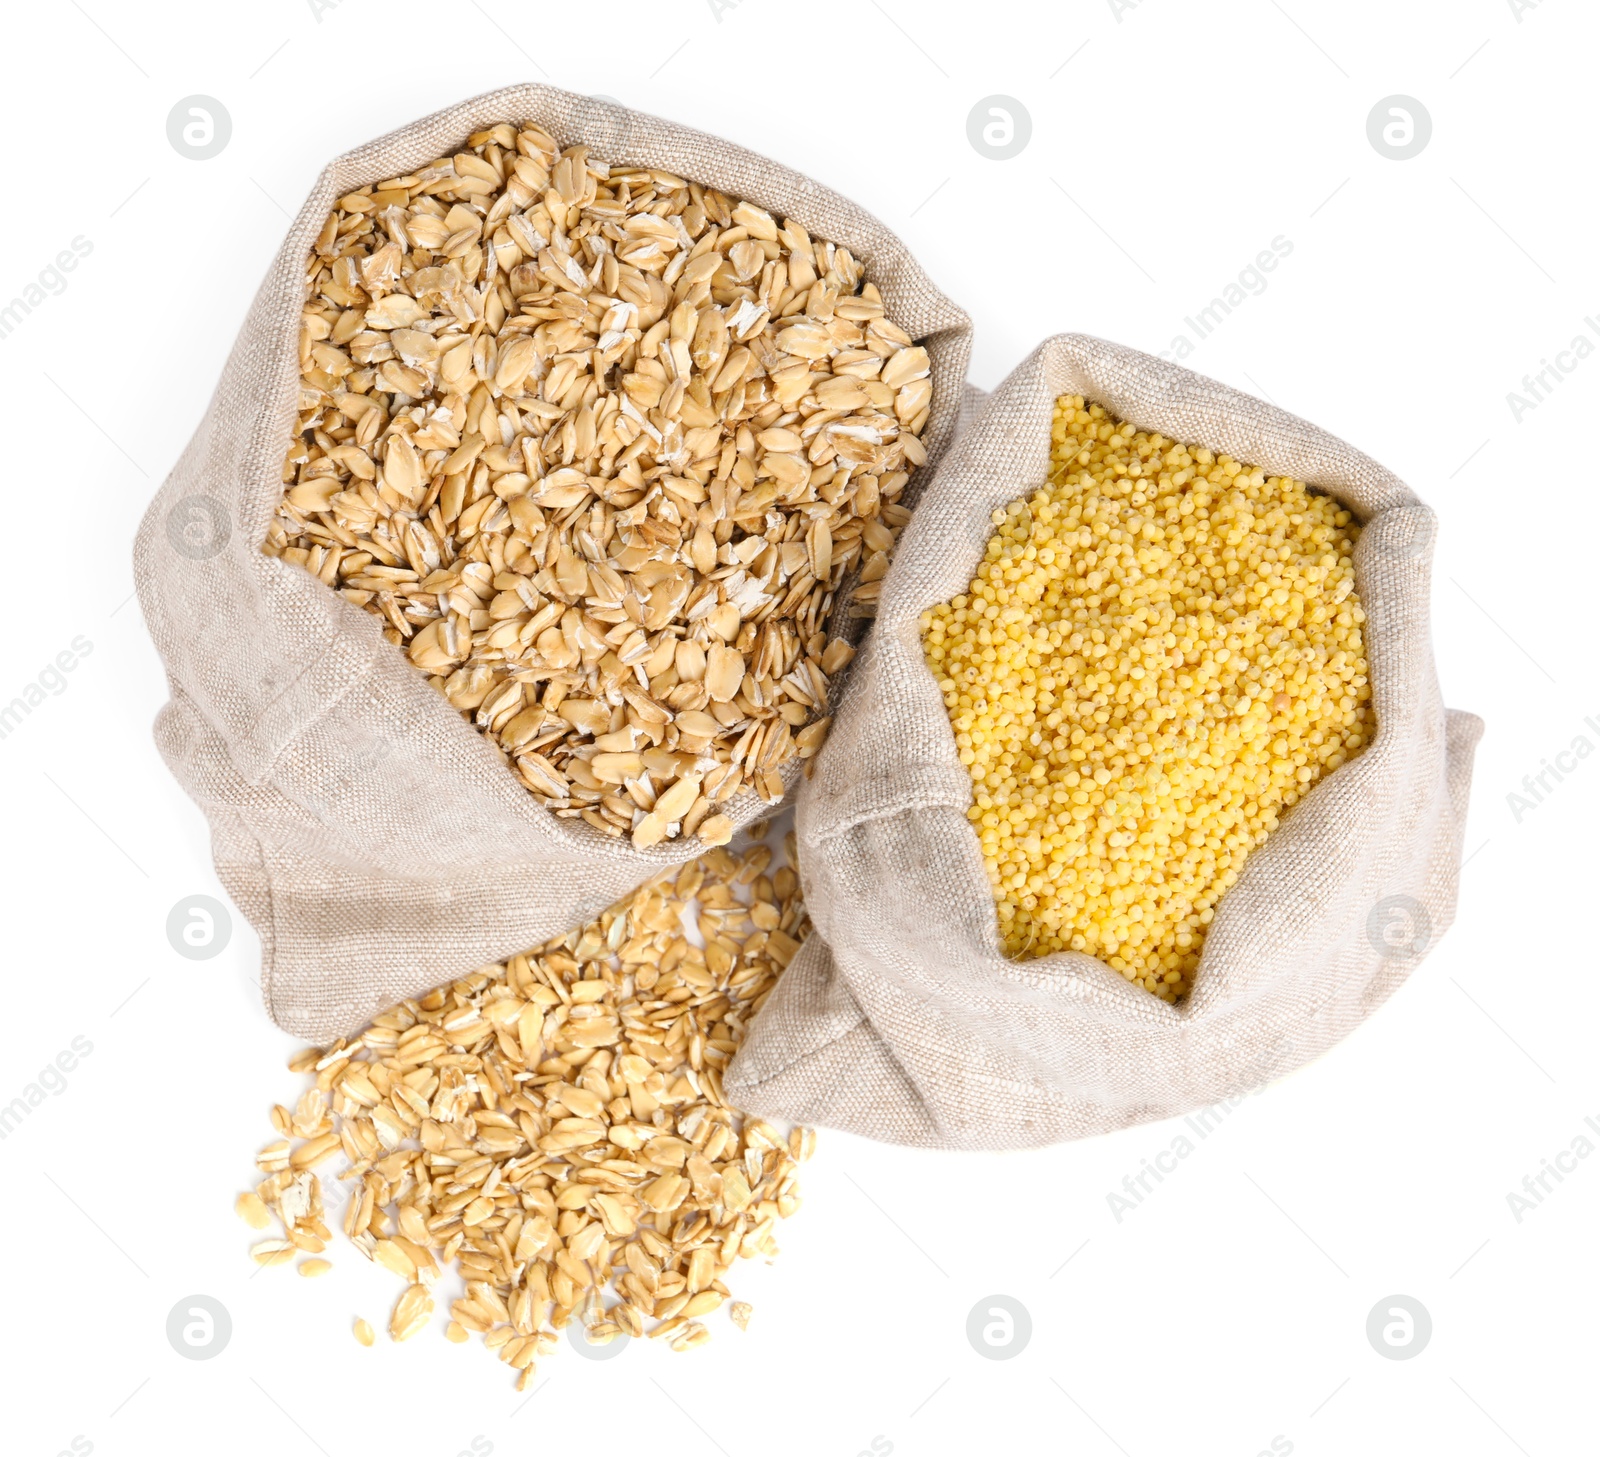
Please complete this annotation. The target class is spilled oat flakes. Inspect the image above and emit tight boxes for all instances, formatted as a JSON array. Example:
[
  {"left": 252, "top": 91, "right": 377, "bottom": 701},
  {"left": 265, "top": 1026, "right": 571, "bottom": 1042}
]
[{"left": 239, "top": 834, "right": 810, "bottom": 1382}]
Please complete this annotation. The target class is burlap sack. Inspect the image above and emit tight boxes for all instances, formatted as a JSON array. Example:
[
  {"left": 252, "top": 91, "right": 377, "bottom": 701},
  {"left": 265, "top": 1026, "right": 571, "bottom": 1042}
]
[
  {"left": 132, "top": 84, "right": 971, "bottom": 1040},
  {"left": 725, "top": 334, "right": 1482, "bottom": 1150}
]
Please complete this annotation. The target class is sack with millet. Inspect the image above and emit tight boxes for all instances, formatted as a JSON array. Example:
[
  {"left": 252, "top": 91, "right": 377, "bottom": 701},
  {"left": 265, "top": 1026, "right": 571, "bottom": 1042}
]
[{"left": 725, "top": 334, "right": 1482, "bottom": 1149}]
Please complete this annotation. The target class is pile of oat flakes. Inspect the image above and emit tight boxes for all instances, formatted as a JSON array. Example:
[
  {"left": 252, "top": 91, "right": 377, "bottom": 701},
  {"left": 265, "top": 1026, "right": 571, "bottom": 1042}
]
[{"left": 237, "top": 832, "right": 811, "bottom": 1384}]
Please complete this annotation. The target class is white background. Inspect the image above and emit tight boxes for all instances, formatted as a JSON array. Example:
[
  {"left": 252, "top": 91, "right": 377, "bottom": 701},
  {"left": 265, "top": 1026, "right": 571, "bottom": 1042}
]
[{"left": 0, "top": 2, "right": 1593, "bottom": 1455}]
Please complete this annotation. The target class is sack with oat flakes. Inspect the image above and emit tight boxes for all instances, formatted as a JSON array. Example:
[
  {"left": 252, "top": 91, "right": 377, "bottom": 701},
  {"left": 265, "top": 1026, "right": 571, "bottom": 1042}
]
[
  {"left": 133, "top": 84, "right": 970, "bottom": 1040},
  {"left": 725, "top": 334, "right": 1482, "bottom": 1150}
]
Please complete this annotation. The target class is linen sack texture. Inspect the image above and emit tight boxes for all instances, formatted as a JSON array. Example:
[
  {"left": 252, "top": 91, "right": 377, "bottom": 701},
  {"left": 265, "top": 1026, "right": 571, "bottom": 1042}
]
[
  {"left": 132, "top": 83, "right": 973, "bottom": 1040},
  {"left": 725, "top": 333, "right": 1483, "bottom": 1150}
]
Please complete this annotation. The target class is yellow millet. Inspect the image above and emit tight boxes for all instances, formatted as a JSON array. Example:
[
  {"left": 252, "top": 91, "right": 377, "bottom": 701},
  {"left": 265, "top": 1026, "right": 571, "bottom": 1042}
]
[{"left": 921, "top": 396, "right": 1374, "bottom": 1001}]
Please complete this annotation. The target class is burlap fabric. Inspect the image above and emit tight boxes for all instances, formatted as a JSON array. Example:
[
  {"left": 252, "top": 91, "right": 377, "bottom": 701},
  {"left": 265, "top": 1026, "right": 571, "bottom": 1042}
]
[
  {"left": 726, "top": 334, "right": 1482, "bottom": 1149},
  {"left": 132, "top": 84, "right": 972, "bottom": 1040}
]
